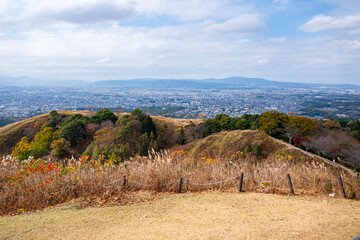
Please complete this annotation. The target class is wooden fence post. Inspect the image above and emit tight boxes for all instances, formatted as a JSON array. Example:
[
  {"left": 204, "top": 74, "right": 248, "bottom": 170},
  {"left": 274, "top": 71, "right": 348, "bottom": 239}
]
[
  {"left": 287, "top": 174, "right": 295, "bottom": 195},
  {"left": 123, "top": 175, "right": 127, "bottom": 188},
  {"left": 238, "top": 173, "right": 244, "bottom": 193},
  {"left": 178, "top": 178, "right": 183, "bottom": 193},
  {"left": 338, "top": 176, "right": 346, "bottom": 199}
]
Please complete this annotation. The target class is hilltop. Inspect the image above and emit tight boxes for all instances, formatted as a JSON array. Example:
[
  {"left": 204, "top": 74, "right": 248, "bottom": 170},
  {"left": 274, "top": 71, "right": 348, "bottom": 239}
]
[{"left": 180, "top": 130, "right": 356, "bottom": 176}]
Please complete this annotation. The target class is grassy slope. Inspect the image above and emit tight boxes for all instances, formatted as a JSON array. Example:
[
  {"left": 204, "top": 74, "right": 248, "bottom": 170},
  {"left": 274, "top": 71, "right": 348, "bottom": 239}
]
[
  {"left": 0, "top": 113, "right": 49, "bottom": 154},
  {"left": 182, "top": 130, "right": 357, "bottom": 176},
  {"left": 1, "top": 192, "right": 359, "bottom": 240}
]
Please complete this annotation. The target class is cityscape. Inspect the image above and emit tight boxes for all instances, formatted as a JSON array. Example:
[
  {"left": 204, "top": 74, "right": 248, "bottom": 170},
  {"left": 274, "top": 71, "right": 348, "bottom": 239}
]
[{"left": 1, "top": 85, "right": 359, "bottom": 121}]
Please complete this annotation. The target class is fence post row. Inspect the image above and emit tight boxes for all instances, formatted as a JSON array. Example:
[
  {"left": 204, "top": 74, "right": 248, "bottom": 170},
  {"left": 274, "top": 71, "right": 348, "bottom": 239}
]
[
  {"left": 338, "top": 176, "right": 346, "bottom": 199},
  {"left": 287, "top": 174, "right": 295, "bottom": 195},
  {"left": 238, "top": 173, "right": 244, "bottom": 193},
  {"left": 178, "top": 178, "right": 183, "bottom": 193}
]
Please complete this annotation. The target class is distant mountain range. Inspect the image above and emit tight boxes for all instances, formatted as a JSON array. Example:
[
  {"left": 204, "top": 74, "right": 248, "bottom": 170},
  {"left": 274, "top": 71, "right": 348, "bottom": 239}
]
[{"left": 0, "top": 75, "right": 359, "bottom": 89}]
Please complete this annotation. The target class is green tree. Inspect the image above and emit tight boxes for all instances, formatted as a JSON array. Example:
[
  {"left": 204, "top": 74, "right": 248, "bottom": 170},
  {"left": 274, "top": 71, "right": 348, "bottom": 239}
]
[
  {"left": 141, "top": 115, "right": 157, "bottom": 137},
  {"left": 41, "top": 120, "right": 57, "bottom": 130},
  {"left": 203, "top": 119, "right": 220, "bottom": 136},
  {"left": 138, "top": 133, "right": 150, "bottom": 156},
  {"left": 90, "top": 108, "right": 118, "bottom": 124},
  {"left": 51, "top": 138, "right": 71, "bottom": 157},
  {"left": 177, "top": 127, "right": 186, "bottom": 145},
  {"left": 61, "top": 114, "right": 88, "bottom": 128},
  {"left": 353, "top": 120, "right": 360, "bottom": 131},
  {"left": 50, "top": 110, "right": 62, "bottom": 124},
  {"left": 11, "top": 137, "right": 31, "bottom": 161},
  {"left": 228, "top": 117, "right": 241, "bottom": 130},
  {"left": 59, "top": 119, "right": 86, "bottom": 146},
  {"left": 214, "top": 114, "right": 231, "bottom": 130},
  {"left": 29, "top": 127, "right": 58, "bottom": 158},
  {"left": 235, "top": 118, "right": 250, "bottom": 130},
  {"left": 349, "top": 131, "right": 360, "bottom": 141}
]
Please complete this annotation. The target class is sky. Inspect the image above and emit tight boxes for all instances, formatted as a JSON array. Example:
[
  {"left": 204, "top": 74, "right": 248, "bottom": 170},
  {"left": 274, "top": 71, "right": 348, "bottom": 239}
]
[{"left": 0, "top": 0, "right": 360, "bottom": 84}]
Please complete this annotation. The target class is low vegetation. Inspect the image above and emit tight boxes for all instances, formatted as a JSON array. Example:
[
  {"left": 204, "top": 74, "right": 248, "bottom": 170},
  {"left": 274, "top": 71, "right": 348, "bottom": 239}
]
[
  {"left": 0, "top": 108, "right": 359, "bottom": 215},
  {"left": 1, "top": 148, "right": 359, "bottom": 215}
]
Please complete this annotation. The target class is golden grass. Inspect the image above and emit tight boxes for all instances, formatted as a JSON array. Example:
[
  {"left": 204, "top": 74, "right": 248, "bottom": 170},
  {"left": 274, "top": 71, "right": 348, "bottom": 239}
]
[
  {"left": 1, "top": 150, "right": 359, "bottom": 215},
  {"left": 1, "top": 192, "right": 359, "bottom": 240},
  {"left": 152, "top": 115, "right": 203, "bottom": 128},
  {"left": 0, "top": 113, "right": 50, "bottom": 154},
  {"left": 182, "top": 130, "right": 358, "bottom": 177}
]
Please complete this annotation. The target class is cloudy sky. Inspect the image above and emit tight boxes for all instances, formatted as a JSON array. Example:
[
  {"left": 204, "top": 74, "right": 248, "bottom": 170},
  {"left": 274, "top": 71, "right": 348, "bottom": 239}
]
[{"left": 0, "top": 0, "right": 360, "bottom": 84}]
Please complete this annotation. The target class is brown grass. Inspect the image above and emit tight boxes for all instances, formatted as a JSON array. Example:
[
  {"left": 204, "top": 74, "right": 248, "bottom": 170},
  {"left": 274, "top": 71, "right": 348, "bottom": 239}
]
[
  {"left": 1, "top": 192, "right": 359, "bottom": 240},
  {"left": 1, "top": 150, "right": 359, "bottom": 215},
  {"left": 0, "top": 113, "right": 50, "bottom": 154}
]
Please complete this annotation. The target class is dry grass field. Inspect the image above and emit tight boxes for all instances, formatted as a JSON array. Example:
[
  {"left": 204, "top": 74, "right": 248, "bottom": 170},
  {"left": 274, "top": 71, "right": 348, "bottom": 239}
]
[{"left": 1, "top": 192, "right": 359, "bottom": 240}]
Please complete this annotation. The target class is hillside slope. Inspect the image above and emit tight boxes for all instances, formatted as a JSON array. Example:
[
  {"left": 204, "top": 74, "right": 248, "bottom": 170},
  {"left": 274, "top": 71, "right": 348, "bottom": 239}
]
[
  {"left": 180, "top": 130, "right": 357, "bottom": 176},
  {"left": 0, "top": 113, "right": 50, "bottom": 154},
  {"left": 0, "top": 111, "right": 202, "bottom": 155}
]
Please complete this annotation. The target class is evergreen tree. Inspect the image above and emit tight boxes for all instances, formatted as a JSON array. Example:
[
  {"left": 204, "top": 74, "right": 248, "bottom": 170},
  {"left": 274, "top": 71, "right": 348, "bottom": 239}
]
[
  {"left": 353, "top": 119, "right": 360, "bottom": 131},
  {"left": 59, "top": 119, "right": 86, "bottom": 146}
]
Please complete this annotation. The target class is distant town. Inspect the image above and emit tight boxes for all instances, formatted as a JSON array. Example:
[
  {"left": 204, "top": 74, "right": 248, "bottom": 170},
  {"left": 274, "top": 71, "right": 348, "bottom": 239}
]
[{"left": 1, "top": 84, "right": 359, "bottom": 123}]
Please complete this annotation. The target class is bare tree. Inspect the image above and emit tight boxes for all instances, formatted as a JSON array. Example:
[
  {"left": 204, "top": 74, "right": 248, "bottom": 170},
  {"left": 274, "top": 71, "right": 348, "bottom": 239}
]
[{"left": 283, "top": 124, "right": 300, "bottom": 144}]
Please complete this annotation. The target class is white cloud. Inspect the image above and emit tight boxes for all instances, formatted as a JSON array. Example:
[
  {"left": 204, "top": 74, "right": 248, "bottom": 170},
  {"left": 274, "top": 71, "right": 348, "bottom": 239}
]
[
  {"left": 96, "top": 58, "right": 111, "bottom": 63},
  {"left": 0, "top": 0, "right": 135, "bottom": 27},
  {"left": 0, "top": 0, "right": 359, "bottom": 84},
  {"left": 348, "top": 28, "right": 360, "bottom": 35},
  {"left": 300, "top": 13, "right": 360, "bottom": 32},
  {"left": 134, "top": 0, "right": 250, "bottom": 22},
  {"left": 266, "top": 37, "right": 287, "bottom": 43},
  {"left": 205, "top": 14, "right": 267, "bottom": 35},
  {"left": 257, "top": 58, "right": 269, "bottom": 64},
  {"left": 0, "top": 0, "right": 9, "bottom": 14},
  {"left": 273, "top": 0, "right": 289, "bottom": 4},
  {"left": 331, "top": 39, "right": 360, "bottom": 49}
]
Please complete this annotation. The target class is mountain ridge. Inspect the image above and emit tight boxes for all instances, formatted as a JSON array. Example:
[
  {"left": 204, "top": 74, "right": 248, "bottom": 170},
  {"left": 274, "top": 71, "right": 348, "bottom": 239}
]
[{"left": 0, "top": 75, "right": 359, "bottom": 88}]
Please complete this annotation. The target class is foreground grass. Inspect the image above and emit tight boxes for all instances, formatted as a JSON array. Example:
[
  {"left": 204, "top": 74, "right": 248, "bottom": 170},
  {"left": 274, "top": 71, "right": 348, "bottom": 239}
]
[{"left": 1, "top": 192, "right": 360, "bottom": 240}]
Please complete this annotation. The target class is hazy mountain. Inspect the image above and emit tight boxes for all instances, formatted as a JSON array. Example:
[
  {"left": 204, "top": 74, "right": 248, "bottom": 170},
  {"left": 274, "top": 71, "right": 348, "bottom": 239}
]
[
  {"left": 0, "top": 75, "right": 358, "bottom": 88},
  {"left": 0, "top": 75, "right": 86, "bottom": 87}
]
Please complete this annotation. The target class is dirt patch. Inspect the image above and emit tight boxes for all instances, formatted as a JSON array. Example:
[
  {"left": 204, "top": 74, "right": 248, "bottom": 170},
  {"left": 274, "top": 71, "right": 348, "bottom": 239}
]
[{"left": 1, "top": 192, "right": 359, "bottom": 240}]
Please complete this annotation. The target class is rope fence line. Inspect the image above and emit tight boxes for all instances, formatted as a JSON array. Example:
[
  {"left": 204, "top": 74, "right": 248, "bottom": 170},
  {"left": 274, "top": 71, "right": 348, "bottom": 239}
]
[
  {"left": 183, "top": 175, "right": 240, "bottom": 186},
  {"left": 106, "top": 173, "right": 356, "bottom": 199}
]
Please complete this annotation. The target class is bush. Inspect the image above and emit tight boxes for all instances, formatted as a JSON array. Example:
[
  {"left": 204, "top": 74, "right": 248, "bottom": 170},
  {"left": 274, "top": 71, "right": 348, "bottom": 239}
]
[
  {"left": 59, "top": 120, "right": 86, "bottom": 146},
  {"left": 29, "top": 127, "right": 58, "bottom": 158},
  {"left": 90, "top": 108, "right": 117, "bottom": 124},
  {"left": 51, "top": 138, "right": 71, "bottom": 157}
]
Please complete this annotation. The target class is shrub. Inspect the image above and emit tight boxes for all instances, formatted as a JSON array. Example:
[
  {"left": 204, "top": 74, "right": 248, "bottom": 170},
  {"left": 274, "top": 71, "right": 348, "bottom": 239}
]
[
  {"left": 59, "top": 119, "right": 86, "bottom": 146},
  {"left": 90, "top": 108, "right": 117, "bottom": 124},
  {"left": 51, "top": 138, "right": 71, "bottom": 157}
]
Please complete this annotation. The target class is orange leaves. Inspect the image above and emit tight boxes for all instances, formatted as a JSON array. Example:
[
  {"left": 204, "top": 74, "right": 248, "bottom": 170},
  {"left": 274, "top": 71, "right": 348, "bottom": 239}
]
[
  {"left": 199, "top": 152, "right": 219, "bottom": 165},
  {"left": 171, "top": 150, "right": 184, "bottom": 156},
  {"left": 275, "top": 154, "right": 292, "bottom": 160}
]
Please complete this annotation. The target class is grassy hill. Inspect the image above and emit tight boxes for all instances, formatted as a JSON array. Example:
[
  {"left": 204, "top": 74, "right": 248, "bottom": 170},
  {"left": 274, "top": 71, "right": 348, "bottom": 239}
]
[
  {"left": 0, "top": 113, "right": 50, "bottom": 154},
  {"left": 0, "top": 111, "right": 202, "bottom": 155},
  {"left": 179, "top": 130, "right": 357, "bottom": 176}
]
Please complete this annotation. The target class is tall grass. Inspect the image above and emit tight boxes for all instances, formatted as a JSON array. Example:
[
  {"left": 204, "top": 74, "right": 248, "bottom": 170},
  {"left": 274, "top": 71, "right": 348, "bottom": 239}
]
[{"left": 1, "top": 151, "right": 359, "bottom": 215}]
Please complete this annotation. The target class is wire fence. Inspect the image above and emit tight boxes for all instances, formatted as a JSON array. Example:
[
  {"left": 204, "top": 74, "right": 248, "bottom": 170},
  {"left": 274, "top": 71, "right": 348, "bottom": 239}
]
[{"left": 106, "top": 173, "right": 356, "bottom": 199}]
